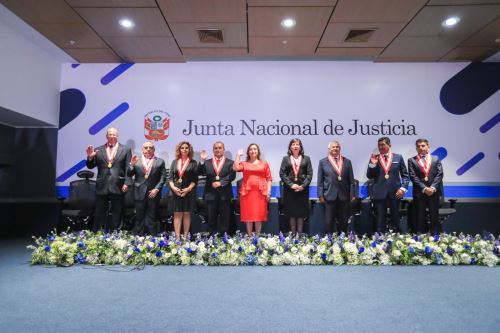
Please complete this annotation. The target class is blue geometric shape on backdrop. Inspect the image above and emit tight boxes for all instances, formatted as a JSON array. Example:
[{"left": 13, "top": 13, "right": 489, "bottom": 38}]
[
  {"left": 431, "top": 147, "right": 447, "bottom": 160},
  {"left": 56, "top": 159, "right": 87, "bottom": 182},
  {"left": 101, "top": 63, "right": 134, "bottom": 86},
  {"left": 440, "top": 63, "right": 500, "bottom": 115},
  {"left": 59, "top": 88, "right": 86, "bottom": 129},
  {"left": 71, "top": 64, "right": 80, "bottom": 68},
  {"left": 88, "top": 102, "right": 130, "bottom": 135},
  {"left": 479, "top": 112, "right": 500, "bottom": 133},
  {"left": 456, "top": 152, "right": 485, "bottom": 176}
]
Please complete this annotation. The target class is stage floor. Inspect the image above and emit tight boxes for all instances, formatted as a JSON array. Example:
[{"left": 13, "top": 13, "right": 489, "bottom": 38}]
[{"left": 1, "top": 238, "right": 499, "bottom": 332}]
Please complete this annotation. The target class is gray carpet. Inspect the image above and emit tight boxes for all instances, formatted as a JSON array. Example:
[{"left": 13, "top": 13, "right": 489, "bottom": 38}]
[{"left": 0, "top": 239, "right": 499, "bottom": 333}]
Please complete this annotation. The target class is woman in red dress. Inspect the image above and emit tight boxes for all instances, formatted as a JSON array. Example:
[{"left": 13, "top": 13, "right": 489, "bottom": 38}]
[{"left": 233, "top": 143, "right": 272, "bottom": 236}]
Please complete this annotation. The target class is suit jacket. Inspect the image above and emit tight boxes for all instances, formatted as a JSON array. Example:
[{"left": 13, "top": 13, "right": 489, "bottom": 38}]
[
  {"left": 86, "top": 143, "right": 132, "bottom": 195},
  {"left": 408, "top": 155, "right": 443, "bottom": 198},
  {"left": 198, "top": 157, "right": 236, "bottom": 201},
  {"left": 279, "top": 155, "right": 313, "bottom": 188},
  {"left": 168, "top": 159, "right": 198, "bottom": 190},
  {"left": 317, "top": 156, "right": 355, "bottom": 201},
  {"left": 127, "top": 156, "right": 166, "bottom": 200},
  {"left": 366, "top": 153, "right": 410, "bottom": 200}
]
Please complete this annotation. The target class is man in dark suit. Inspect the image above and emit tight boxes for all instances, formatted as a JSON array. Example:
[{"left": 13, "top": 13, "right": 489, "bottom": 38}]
[
  {"left": 317, "top": 141, "right": 355, "bottom": 234},
  {"left": 408, "top": 138, "right": 444, "bottom": 234},
  {"left": 199, "top": 141, "right": 236, "bottom": 235},
  {"left": 86, "top": 128, "right": 132, "bottom": 232},
  {"left": 366, "top": 136, "right": 410, "bottom": 233},
  {"left": 127, "top": 141, "right": 166, "bottom": 235}
]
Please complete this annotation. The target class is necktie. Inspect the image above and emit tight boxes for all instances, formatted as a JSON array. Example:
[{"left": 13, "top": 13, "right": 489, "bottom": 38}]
[{"left": 384, "top": 154, "right": 388, "bottom": 161}]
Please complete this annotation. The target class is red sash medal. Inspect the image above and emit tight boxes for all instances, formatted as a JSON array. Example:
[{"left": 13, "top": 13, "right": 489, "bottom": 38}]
[
  {"left": 378, "top": 153, "right": 393, "bottom": 180},
  {"left": 106, "top": 144, "right": 119, "bottom": 168},
  {"left": 416, "top": 154, "right": 432, "bottom": 181},
  {"left": 328, "top": 155, "right": 343, "bottom": 181},
  {"left": 212, "top": 157, "right": 225, "bottom": 181},
  {"left": 177, "top": 158, "right": 190, "bottom": 183},
  {"left": 142, "top": 155, "right": 155, "bottom": 179},
  {"left": 290, "top": 155, "right": 302, "bottom": 182}
]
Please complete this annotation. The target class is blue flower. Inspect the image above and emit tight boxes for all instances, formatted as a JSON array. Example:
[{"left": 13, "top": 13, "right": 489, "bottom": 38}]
[
  {"left": 75, "top": 253, "right": 85, "bottom": 264},
  {"left": 409, "top": 247, "right": 415, "bottom": 254},
  {"left": 252, "top": 237, "right": 258, "bottom": 246},
  {"left": 257, "top": 247, "right": 263, "bottom": 254},
  {"left": 329, "top": 248, "right": 334, "bottom": 254},
  {"left": 493, "top": 247, "right": 499, "bottom": 255},
  {"left": 48, "top": 235, "right": 55, "bottom": 242},
  {"left": 447, "top": 248, "right": 455, "bottom": 255},
  {"left": 358, "top": 247, "right": 365, "bottom": 254},
  {"left": 470, "top": 258, "right": 477, "bottom": 265},
  {"left": 158, "top": 240, "right": 165, "bottom": 248},
  {"left": 294, "top": 239, "right": 299, "bottom": 245},
  {"left": 464, "top": 245, "right": 471, "bottom": 250},
  {"left": 44, "top": 245, "right": 51, "bottom": 252},
  {"left": 413, "top": 235, "right": 419, "bottom": 241},
  {"left": 78, "top": 241, "right": 85, "bottom": 248},
  {"left": 134, "top": 247, "right": 140, "bottom": 253},
  {"left": 223, "top": 233, "right": 228, "bottom": 244},
  {"left": 425, "top": 246, "right": 433, "bottom": 255},
  {"left": 130, "top": 240, "right": 135, "bottom": 245},
  {"left": 309, "top": 248, "right": 314, "bottom": 254},
  {"left": 321, "top": 253, "right": 327, "bottom": 261},
  {"left": 246, "top": 255, "right": 255, "bottom": 265},
  {"left": 285, "top": 244, "right": 289, "bottom": 252},
  {"left": 434, "top": 253, "right": 443, "bottom": 265},
  {"left": 434, "top": 234, "right": 440, "bottom": 242},
  {"left": 279, "top": 232, "right": 285, "bottom": 243},
  {"left": 238, "top": 246, "right": 243, "bottom": 253},
  {"left": 211, "top": 252, "right": 218, "bottom": 258},
  {"left": 155, "top": 250, "right": 162, "bottom": 257},
  {"left": 151, "top": 238, "right": 156, "bottom": 243},
  {"left": 186, "top": 247, "right": 193, "bottom": 254},
  {"left": 371, "top": 241, "right": 377, "bottom": 248}
]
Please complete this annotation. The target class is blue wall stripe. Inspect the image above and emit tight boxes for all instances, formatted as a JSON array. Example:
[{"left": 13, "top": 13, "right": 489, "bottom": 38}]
[
  {"left": 457, "top": 152, "right": 485, "bottom": 176},
  {"left": 55, "top": 160, "right": 87, "bottom": 183},
  {"left": 100, "top": 63, "right": 134, "bottom": 86},
  {"left": 56, "top": 185, "right": 500, "bottom": 199},
  {"left": 479, "top": 112, "right": 500, "bottom": 133},
  {"left": 88, "top": 102, "right": 129, "bottom": 135},
  {"left": 431, "top": 147, "right": 447, "bottom": 160},
  {"left": 71, "top": 64, "right": 80, "bottom": 68}
]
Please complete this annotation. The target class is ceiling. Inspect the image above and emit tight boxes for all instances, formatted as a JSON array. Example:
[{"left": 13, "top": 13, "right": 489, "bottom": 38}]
[{"left": 1, "top": 0, "right": 499, "bottom": 63}]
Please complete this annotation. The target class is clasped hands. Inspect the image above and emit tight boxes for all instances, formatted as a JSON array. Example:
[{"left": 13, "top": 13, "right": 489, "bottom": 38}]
[
  {"left": 290, "top": 183, "right": 304, "bottom": 192},
  {"left": 172, "top": 186, "right": 192, "bottom": 197}
]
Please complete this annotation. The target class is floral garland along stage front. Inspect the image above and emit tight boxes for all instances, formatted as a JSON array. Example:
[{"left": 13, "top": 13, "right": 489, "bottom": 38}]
[{"left": 28, "top": 231, "right": 500, "bottom": 267}]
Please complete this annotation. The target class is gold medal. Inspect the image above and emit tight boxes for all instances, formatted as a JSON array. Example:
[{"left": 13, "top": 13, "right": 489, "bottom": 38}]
[
  {"left": 178, "top": 178, "right": 183, "bottom": 183},
  {"left": 108, "top": 163, "right": 112, "bottom": 168},
  {"left": 385, "top": 174, "right": 389, "bottom": 179},
  {"left": 424, "top": 176, "right": 428, "bottom": 181},
  {"left": 338, "top": 176, "right": 342, "bottom": 181},
  {"left": 145, "top": 174, "right": 149, "bottom": 179},
  {"left": 294, "top": 177, "right": 298, "bottom": 182},
  {"left": 215, "top": 176, "right": 220, "bottom": 181}
]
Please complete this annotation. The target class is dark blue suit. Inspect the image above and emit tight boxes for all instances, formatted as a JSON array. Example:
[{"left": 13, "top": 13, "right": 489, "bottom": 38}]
[
  {"left": 408, "top": 155, "right": 443, "bottom": 233},
  {"left": 318, "top": 156, "right": 355, "bottom": 233},
  {"left": 366, "top": 153, "right": 409, "bottom": 232}
]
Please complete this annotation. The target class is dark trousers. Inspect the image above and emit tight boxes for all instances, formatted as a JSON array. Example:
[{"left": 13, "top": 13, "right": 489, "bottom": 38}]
[
  {"left": 207, "top": 198, "right": 231, "bottom": 234},
  {"left": 374, "top": 197, "right": 400, "bottom": 233},
  {"left": 324, "top": 199, "right": 350, "bottom": 234},
  {"left": 94, "top": 194, "right": 124, "bottom": 232},
  {"left": 415, "top": 193, "right": 440, "bottom": 234},
  {"left": 134, "top": 196, "right": 160, "bottom": 235}
]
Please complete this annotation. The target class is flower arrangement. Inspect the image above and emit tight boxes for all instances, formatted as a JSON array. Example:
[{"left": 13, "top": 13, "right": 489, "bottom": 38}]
[{"left": 28, "top": 231, "right": 500, "bottom": 267}]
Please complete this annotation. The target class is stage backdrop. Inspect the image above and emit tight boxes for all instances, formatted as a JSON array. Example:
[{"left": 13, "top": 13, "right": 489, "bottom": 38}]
[{"left": 56, "top": 62, "right": 500, "bottom": 200}]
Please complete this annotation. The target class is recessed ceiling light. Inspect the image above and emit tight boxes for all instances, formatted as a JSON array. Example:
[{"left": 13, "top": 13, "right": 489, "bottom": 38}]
[
  {"left": 443, "top": 16, "right": 460, "bottom": 27},
  {"left": 282, "top": 40, "right": 288, "bottom": 44},
  {"left": 495, "top": 38, "right": 500, "bottom": 44},
  {"left": 281, "top": 18, "right": 296, "bottom": 28},
  {"left": 69, "top": 40, "right": 75, "bottom": 45},
  {"left": 119, "top": 18, "right": 135, "bottom": 29}
]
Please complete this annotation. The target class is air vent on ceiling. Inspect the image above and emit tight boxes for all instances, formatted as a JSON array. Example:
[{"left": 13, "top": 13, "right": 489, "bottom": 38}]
[
  {"left": 344, "top": 29, "right": 376, "bottom": 42},
  {"left": 197, "top": 29, "right": 224, "bottom": 43}
]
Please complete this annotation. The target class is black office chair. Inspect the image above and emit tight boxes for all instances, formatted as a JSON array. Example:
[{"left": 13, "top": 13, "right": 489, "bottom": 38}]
[
  {"left": 437, "top": 182, "right": 457, "bottom": 226},
  {"left": 57, "top": 170, "right": 96, "bottom": 231},
  {"left": 121, "top": 188, "right": 136, "bottom": 231}
]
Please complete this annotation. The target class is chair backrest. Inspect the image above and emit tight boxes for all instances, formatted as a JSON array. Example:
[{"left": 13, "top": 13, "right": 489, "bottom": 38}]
[
  {"left": 236, "top": 179, "right": 243, "bottom": 198},
  {"left": 67, "top": 179, "right": 96, "bottom": 210},
  {"left": 365, "top": 179, "right": 374, "bottom": 199},
  {"left": 124, "top": 188, "right": 135, "bottom": 208},
  {"left": 351, "top": 179, "right": 360, "bottom": 199}
]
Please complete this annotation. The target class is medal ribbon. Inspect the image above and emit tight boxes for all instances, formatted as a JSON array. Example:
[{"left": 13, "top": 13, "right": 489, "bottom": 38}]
[
  {"left": 416, "top": 154, "right": 432, "bottom": 178},
  {"left": 378, "top": 153, "right": 393, "bottom": 178},
  {"left": 141, "top": 155, "right": 155, "bottom": 177},
  {"left": 328, "top": 155, "right": 343, "bottom": 177},
  {"left": 212, "top": 157, "right": 225, "bottom": 179},
  {"left": 290, "top": 155, "right": 302, "bottom": 181},
  {"left": 106, "top": 144, "right": 119, "bottom": 165},
  {"left": 177, "top": 158, "right": 190, "bottom": 180}
]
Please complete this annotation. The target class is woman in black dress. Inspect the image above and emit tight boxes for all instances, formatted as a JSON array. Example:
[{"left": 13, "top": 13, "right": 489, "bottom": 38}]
[
  {"left": 168, "top": 141, "right": 198, "bottom": 241},
  {"left": 279, "top": 138, "right": 313, "bottom": 236}
]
